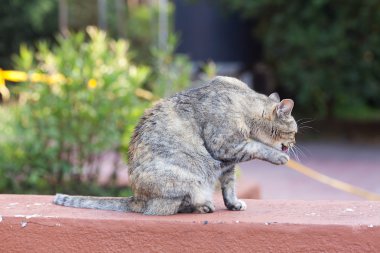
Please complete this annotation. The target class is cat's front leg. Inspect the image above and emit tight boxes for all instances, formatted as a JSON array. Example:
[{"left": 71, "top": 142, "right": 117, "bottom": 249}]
[
  {"left": 248, "top": 141, "right": 289, "bottom": 165},
  {"left": 219, "top": 166, "right": 246, "bottom": 211},
  {"left": 205, "top": 131, "right": 288, "bottom": 165}
]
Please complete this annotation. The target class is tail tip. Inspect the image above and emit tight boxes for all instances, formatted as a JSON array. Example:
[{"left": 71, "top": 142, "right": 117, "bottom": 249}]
[{"left": 53, "top": 193, "right": 69, "bottom": 205}]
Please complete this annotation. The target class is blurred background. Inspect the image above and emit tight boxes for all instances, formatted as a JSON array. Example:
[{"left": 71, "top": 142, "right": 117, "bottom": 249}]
[{"left": 0, "top": 0, "right": 379, "bottom": 200}]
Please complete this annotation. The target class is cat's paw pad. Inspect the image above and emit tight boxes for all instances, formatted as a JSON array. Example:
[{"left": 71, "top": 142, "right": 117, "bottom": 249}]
[
  {"left": 227, "top": 199, "right": 247, "bottom": 211},
  {"left": 195, "top": 202, "right": 215, "bottom": 213}
]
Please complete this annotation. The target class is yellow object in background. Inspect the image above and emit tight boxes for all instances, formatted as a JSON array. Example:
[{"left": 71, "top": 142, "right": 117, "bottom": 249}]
[
  {"left": 87, "top": 78, "right": 97, "bottom": 89},
  {"left": 0, "top": 69, "right": 155, "bottom": 101},
  {"left": 1, "top": 70, "right": 28, "bottom": 82}
]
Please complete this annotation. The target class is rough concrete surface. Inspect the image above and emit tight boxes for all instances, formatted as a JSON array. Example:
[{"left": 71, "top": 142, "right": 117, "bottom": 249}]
[{"left": 0, "top": 195, "right": 379, "bottom": 252}]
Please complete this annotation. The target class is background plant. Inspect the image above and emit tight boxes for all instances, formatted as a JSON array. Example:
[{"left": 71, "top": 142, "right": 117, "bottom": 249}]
[
  {"left": 150, "top": 34, "right": 192, "bottom": 97},
  {"left": 0, "top": 27, "right": 150, "bottom": 195},
  {"left": 220, "top": 0, "right": 380, "bottom": 120},
  {"left": 108, "top": 2, "right": 192, "bottom": 97}
]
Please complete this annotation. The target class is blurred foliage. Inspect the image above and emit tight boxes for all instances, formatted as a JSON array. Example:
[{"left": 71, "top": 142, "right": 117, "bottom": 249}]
[
  {"left": 150, "top": 34, "right": 192, "bottom": 97},
  {"left": 67, "top": 0, "right": 98, "bottom": 30},
  {"left": 0, "top": 0, "right": 58, "bottom": 68},
  {"left": 0, "top": 27, "right": 150, "bottom": 195},
  {"left": 108, "top": 2, "right": 192, "bottom": 97},
  {"left": 54, "top": 1, "right": 193, "bottom": 99},
  {"left": 202, "top": 61, "right": 217, "bottom": 79},
  {"left": 221, "top": 0, "right": 380, "bottom": 120},
  {"left": 107, "top": 1, "right": 167, "bottom": 65}
]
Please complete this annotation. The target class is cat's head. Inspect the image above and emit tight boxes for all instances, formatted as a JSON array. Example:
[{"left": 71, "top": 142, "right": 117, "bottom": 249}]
[{"left": 257, "top": 92, "right": 298, "bottom": 153}]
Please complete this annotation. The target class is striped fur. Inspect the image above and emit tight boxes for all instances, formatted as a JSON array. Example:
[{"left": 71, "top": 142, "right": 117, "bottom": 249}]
[{"left": 54, "top": 76, "right": 297, "bottom": 215}]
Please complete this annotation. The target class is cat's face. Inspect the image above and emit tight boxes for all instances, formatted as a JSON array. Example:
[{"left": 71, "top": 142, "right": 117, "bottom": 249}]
[{"left": 258, "top": 93, "right": 298, "bottom": 152}]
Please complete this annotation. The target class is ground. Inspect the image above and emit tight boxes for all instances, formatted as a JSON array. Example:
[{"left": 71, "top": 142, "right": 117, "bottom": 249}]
[{"left": 240, "top": 141, "right": 380, "bottom": 200}]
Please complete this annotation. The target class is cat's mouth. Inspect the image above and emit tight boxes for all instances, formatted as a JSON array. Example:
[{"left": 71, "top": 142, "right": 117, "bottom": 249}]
[{"left": 281, "top": 144, "right": 289, "bottom": 153}]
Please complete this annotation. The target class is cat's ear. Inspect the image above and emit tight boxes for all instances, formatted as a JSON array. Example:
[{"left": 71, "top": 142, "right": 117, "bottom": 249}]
[
  {"left": 276, "top": 99, "right": 294, "bottom": 116},
  {"left": 269, "top": 92, "right": 280, "bottom": 102}
]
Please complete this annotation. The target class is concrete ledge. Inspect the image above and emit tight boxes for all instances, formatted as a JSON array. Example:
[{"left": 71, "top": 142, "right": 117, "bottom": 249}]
[{"left": 0, "top": 195, "right": 379, "bottom": 252}]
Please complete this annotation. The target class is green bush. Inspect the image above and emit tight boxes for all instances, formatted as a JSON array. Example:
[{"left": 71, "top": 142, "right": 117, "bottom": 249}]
[
  {"left": 221, "top": 0, "right": 380, "bottom": 120},
  {"left": 0, "top": 27, "right": 150, "bottom": 195}
]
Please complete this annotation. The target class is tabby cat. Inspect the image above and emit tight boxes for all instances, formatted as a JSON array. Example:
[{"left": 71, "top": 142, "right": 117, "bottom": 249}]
[{"left": 54, "top": 76, "right": 297, "bottom": 215}]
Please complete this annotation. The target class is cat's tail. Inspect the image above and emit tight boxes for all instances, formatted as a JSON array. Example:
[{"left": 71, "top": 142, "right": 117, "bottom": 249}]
[{"left": 53, "top": 193, "right": 145, "bottom": 213}]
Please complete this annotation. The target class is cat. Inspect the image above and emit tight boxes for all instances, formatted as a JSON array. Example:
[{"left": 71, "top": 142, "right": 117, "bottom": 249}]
[{"left": 54, "top": 76, "right": 297, "bottom": 215}]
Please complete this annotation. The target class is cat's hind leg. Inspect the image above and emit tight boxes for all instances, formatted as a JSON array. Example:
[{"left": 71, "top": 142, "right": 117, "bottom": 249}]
[
  {"left": 194, "top": 200, "right": 215, "bottom": 213},
  {"left": 190, "top": 187, "right": 215, "bottom": 213},
  {"left": 177, "top": 195, "right": 195, "bottom": 213},
  {"left": 143, "top": 197, "right": 183, "bottom": 216}
]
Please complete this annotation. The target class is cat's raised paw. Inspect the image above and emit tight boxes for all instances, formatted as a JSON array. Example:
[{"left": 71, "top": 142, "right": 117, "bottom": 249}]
[
  {"left": 227, "top": 199, "right": 247, "bottom": 211},
  {"left": 271, "top": 152, "right": 289, "bottom": 165}
]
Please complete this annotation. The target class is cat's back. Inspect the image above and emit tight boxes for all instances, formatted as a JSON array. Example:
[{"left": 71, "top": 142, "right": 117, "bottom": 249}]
[
  {"left": 128, "top": 93, "right": 201, "bottom": 167},
  {"left": 129, "top": 76, "right": 244, "bottom": 140},
  {"left": 128, "top": 76, "right": 259, "bottom": 165}
]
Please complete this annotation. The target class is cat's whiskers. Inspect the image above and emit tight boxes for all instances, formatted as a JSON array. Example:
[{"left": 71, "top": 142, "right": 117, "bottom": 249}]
[
  {"left": 296, "top": 144, "right": 312, "bottom": 157},
  {"left": 296, "top": 118, "right": 315, "bottom": 136},
  {"left": 289, "top": 146, "right": 300, "bottom": 162},
  {"left": 297, "top": 117, "right": 318, "bottom": 133},
  {"left": 296, "top": 117, "right": 310, "bottom": 123},
  {"left": 299, "top": 124, "right": 316, "bottom": 129},
  {"left": 293, "top": 145, "right": 308, "bottom": 160},
  {"left": 289, "top": 147, "right": 295, "bottom": 160},
  {"left": 297, "top": 118, "right": 315, "bottom": 125}
]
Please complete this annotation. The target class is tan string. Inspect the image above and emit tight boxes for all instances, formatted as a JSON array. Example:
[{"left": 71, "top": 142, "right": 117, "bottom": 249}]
[{"left": 286, "top": 159, "right": 380, "bottom": 201}]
